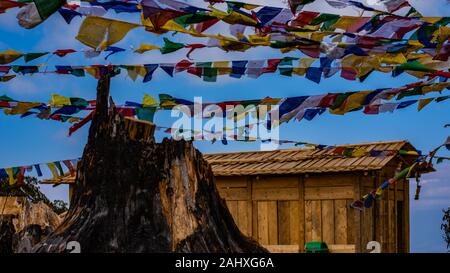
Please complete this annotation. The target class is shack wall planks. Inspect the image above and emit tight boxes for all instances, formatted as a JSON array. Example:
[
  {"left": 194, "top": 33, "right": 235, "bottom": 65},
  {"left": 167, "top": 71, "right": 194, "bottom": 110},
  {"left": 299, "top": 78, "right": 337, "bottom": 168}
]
[
  {"left": 257, "top": 201, "right": 269, "bottom": 245},
  {"left": 278, "top": 201, "right": 290, "bottom": 245},
  {"left": 334, "top": 200, "right": 347, "bottom": 244},
  {"left": 215, "top": 166, "right": 409, "bottom": 253},
  {"left": 322, "top": 200, "right": 335, "bottom": 244}
]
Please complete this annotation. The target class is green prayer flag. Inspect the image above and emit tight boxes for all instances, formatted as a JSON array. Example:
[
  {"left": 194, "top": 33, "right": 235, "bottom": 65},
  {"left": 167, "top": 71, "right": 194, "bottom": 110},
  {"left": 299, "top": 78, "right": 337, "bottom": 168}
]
[
  {"left": 329, "top": 92, "right": 355, "bottom": 110},
  {"left": 310, "top": 13, "right": 340, "bottom": 26},
  {"left": 397, "top": 61, "right": 435, "bottom": 73},
  {"left": 397, "top": 87, "right": 422, "bottom": 100},
  {"left": 202, "top": 67, "right": 217, "bottom": 82},
  {"left": 24, "top": 52, "right": 49, "bottom": 62},
  {"left": 53, "top": 161, "right": 65, "bottom": 176},
  {"left": 160, "top": 38, "right": 185, "bottom": 54},
  {"left": 436, "top": 96, "right": 450, "bottom": 103},
  {"left": 33, "top": 0, "right": 65, "bottom": 20},
  {"left": 0, "top": 95, "right": 14, "bottom": 102},
  {"left": 70, "top": 97, "right": 89, "bottom": 107},
  {"left": 136, "top": 107, "right": 156, "bottom": 122},
  {"left": 279, "top": 67, "right": 293, "bottom": 77}
]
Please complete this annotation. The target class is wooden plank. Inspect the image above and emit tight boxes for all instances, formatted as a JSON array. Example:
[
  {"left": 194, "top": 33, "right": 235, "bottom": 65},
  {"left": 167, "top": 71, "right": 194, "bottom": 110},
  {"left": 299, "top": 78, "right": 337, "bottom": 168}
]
[
  {"left": 362, "top": 198, "right": 373, "bottom": 252},
  {"left": 227, "top": 201, "right": 238, "bottom": 223},
  {"left": 304, "top": 177, "right": 353, "bottom": 188},
  {"left": 264, "top": 245, "right": 299, "bottom": 253},
  {"left": 353, "top": 177, "right": 362, "bottom": 252},
  {"left": 257, "top": 201, "right": 269, "bottom": 245},
  {"left": 384, "top": 180, "right": 391, "bottom": 253},
  {"left": 334, "top": 200, "right": 347, "bottom": 244},
  {"left": 298, "top": 177, "right": 305, "bottom": 252},
  {"left": 252, "top": 201, "right": 258, "bottom": 240},
  {"left": 289, "top": 201, "right": 300, "bottom": 245},
  {"left": 253, "top": 178, "right": 298, "bottom": 189},
  {"left": 389, "top": 199, "right": 395, "bottom": 253},
  {"left": 216, "top": 179, "right": 248, "bottom": 188},
  {"left": 375, "top": 199, "right": 384, "bottom": 252},
  {"left": 393, "top": 179, "right": 398, "bottom": 253},
  {"left": 278, "top": 201, "right": 290, "bottom": 244},
  {"left": 346, "top": 200, "right": 355, "bottom": 245},
  {"left": 253, "top": 187, "right": 299, "bottom": 201},
  {"left": 305, "top": 186, "right": 353, "bottom": 200},
  {"left": 247, "top": 179, "right": 253, "bottom": 238},
  {"left": 396, "top": 179, "right": 404, "bottom": 190},
  {"left": 238, "top": 201, "right": 248, "bottom": 236},
  {"left": 218, "top": 188, "right": 248, "bottom": 200},
  {"left": 305, "top": 200, "right": 312, "bottom": 244},
  {"left": 321, "top": 200, "right": 334, "bottom": 244},
  {"left": 268, "top": 201, "right": 278, "bottom": 245},
  {"left": 311, "top": 200, "right": 322, "bottom": 242},
  {"left": 328, "top": 244, "right": 356, "bottom": 253}
]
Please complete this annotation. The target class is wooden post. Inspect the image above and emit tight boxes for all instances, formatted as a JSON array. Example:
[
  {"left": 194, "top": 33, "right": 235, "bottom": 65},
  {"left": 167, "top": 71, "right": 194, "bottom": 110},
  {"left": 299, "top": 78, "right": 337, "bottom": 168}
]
[
  {"left": 404, "top": 177, "right": 410, "bottom": 253},
  {"left": 354, "top": 176, "right": 362, "bottom": 253},
  {"left": 298, "top": 175, "right": 305, "bottom": 253}
]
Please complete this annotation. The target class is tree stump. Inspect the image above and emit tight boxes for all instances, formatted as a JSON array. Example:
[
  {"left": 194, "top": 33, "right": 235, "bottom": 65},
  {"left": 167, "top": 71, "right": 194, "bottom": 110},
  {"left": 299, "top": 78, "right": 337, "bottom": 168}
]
[
  {"left": 0, "top": 215, "right": 15, "bottom": 253},
  {"left": 32, "top": 74, "right": 266, "bottom": 253}
]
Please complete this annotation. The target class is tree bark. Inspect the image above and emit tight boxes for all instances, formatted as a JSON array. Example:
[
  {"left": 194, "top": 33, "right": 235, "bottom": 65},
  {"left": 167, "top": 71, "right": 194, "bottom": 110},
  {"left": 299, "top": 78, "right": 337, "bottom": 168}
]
[
  {"left": 32, "top": 74, "right": 266, "bottom": 253},
  {"left": 0, "top": 216, "right": 15, "bottom": 253}
]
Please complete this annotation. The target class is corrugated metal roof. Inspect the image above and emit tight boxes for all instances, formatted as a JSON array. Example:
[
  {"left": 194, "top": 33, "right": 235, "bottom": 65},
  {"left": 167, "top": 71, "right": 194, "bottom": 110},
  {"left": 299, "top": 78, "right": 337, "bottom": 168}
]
[{"left": 203, "top": 140, "right": 417, "bottom": 176}]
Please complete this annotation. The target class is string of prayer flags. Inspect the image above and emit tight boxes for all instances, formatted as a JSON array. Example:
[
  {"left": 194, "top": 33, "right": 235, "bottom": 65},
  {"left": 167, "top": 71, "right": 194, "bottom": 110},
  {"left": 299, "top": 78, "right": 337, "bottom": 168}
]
[
  {"left": 1, "top": 56, "right": 449, "bottom": 83},
  {"left": 351, "top": 163, "right": 419, "bottom": 210},
  {"left": 0, "top": 158, "right": 81, "bottom": 186},
  {"left": 1, "top": 77, "right": 448, "bottom": 128},
  {"left": 351, "top": 140, "right": 449, "bottom": 210}
]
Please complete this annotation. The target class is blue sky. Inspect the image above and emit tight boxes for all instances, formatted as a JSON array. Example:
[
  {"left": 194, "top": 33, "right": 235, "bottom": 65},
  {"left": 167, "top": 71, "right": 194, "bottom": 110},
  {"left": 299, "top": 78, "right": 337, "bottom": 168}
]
[{"left": 0, "top": 0, "right": 449, "bottom": 252}]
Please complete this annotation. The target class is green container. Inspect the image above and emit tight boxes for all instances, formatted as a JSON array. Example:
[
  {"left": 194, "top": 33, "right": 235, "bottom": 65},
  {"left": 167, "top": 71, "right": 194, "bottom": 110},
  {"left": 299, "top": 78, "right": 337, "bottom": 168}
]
[{"left": 304, "top": 242, "right": 329, "bottom": 253}]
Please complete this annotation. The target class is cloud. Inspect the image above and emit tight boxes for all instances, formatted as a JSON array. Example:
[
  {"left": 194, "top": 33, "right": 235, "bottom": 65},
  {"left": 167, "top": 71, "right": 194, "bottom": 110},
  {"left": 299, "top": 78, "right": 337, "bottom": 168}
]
[
  {"left": 411, "top": 164, "right": 450, "bottom": 210},
  {"left": 3, "top": 77, "right": 40, "bottom": 95}
]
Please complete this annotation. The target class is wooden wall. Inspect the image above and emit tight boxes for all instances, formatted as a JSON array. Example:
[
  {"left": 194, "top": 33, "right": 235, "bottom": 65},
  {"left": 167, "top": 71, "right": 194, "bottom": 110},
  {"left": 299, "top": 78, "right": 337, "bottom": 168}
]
[{"left": 216, "top": 169, "right": 409, "bottom": 253}]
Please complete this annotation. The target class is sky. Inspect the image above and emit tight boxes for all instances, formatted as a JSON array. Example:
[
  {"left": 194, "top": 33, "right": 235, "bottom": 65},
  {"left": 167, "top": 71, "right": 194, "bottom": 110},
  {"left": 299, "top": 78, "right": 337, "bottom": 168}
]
[{"left": 0, "top": 0, "right": 449, "bottom": 252}]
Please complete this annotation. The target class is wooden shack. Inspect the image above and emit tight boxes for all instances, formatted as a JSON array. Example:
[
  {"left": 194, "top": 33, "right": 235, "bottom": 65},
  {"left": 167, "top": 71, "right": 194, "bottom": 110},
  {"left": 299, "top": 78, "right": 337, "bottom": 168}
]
[{"left": 203, "top": 140, "right": 421, "bottom": 253}]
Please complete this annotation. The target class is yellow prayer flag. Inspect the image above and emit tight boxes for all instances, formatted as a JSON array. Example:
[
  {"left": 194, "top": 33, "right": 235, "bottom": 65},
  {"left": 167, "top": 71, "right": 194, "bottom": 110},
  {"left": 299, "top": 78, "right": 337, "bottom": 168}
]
[
  {"left": 240, "top": 3, "right": 260, "bottom": 10},
  {"left": 5, "top": 168, "right": 16, "bottom": 186},
  {"left": 0, "top": 50, "right": 24, "bottom": 64},
  {"left": 293, "top": 58, "right": 316, "bottom": 76},
  {"left": 4, "top": 102, "right": 42, "bottom": 115},
  {"left": 377, "top": 53, "right": 407, "bottom": 65},
  {"left": 247, "top": 35, "right": 271, "bottom": 46},
  {"left": 421, "top": 17, "right": 443, "bottom": 24},
  {"left": 50, "top": 94, "right": 71, "bottom": 107},
  {"left": 422, "top": 82, "right": 450, "bottom": 94},
  {"left": 124, "top": 66, "right": 138, "bottom": 81},
  {"left": 143, "top": 94, "right": 158, "bottom": 107},
  {"left": 417, "top": 98, "right": 434, "bottom": 111},
  {"left": 330, "top": 91, "right": 371, "bottom": 115},
  {"left": 330, "top": 16, "right": 362, "bottom": 31},
  {"left": 134, "top": 43, "right": 160, "bottom": 54},
  {"left": 47, "top": 163, "right": 59, "bottom": 179},
  {"left": 352, "top": 148, "right": 368, "bottom": 157},
  {"left": 161, "top": 20, "right": 191, "bottom": 34},
  {"left": 76, "top": 16, "right": 140, "bottom": 50},
  {"left": 375, "top": 187, "right": 383, "bottom": 197},
  {"left": 209, "top": 7, "right": 257, "bottom": 26},
  {"left": 84, "top": 67, "right": 98, "bottom": 78}
]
